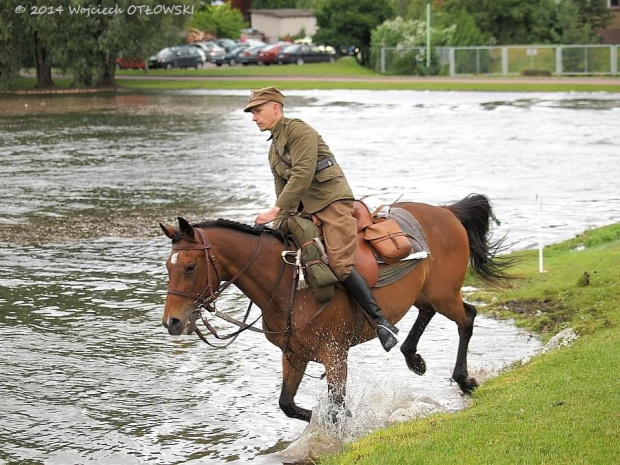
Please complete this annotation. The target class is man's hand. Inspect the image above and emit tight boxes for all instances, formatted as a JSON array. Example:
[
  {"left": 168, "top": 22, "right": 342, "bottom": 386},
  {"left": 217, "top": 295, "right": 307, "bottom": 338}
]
[{"left": 255, "top": 206, "right": 281, "bottom": 225}]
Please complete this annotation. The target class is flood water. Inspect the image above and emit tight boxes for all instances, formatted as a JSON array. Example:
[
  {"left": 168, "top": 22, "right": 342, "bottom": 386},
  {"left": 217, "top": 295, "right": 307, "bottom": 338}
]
[{"left": 1, "top": 89, "right": 619, "bottom": 465}]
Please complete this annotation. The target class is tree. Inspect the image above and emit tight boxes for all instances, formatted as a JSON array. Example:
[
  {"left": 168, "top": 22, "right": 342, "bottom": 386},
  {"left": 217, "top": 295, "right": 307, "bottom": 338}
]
[
  {"left": 313, "top": 0, "right": 393, "bottom": 64},
  {"left": 440, "top": 0, "right": 614, "bottom": 45},
  {"left": 572, "top": 0, "right": 614, "bottom": 39},
  {"left": 191, "top": 2, "right": 247, "bottom": 38},
  {"left": 441, "top": 0, "right": 556, "bottom": 45},
  {"left": 370, "top": 16, "right": 455, "bottom": 74},
  {"left": 0, "top": 0, "right": 29, "bottom": 90},
  {"left": 436, "top": 7, "right": 488, "bottom": 46}
]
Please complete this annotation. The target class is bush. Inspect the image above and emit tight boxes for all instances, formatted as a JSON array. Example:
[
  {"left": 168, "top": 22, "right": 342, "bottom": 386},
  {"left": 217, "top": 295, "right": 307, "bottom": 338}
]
[{"left": 520, "top": 69, "right": 553, "bottom": 76}]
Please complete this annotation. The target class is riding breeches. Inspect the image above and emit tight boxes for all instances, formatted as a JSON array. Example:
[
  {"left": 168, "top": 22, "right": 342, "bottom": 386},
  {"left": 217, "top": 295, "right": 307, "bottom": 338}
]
[{"left": 313, "top": 200, "right": 357, "bottom": 282}]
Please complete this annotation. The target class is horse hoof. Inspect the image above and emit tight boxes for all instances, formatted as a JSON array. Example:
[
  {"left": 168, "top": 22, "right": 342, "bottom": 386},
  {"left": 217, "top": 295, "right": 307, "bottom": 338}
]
[
  {"left": 406, "top": 353, "right": 426, "bottom": 375},
  {"left": 458, "top": 377, "right": 479, "bottom": 394}
]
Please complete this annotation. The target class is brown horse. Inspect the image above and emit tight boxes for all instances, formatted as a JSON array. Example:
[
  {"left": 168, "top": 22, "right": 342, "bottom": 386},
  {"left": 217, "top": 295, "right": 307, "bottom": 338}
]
[{"left": 159, "top": 194, "right": 512, "bottom": 422}]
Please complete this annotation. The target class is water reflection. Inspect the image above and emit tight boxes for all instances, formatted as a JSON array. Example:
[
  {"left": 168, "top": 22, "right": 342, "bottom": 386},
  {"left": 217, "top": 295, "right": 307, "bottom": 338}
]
[{"left": 1, "top": 90, "right": 619, "bottom": 464}]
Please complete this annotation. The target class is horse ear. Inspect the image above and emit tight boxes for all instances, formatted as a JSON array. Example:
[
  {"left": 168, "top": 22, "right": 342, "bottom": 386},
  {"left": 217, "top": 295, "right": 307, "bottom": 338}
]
[
  {"left": 159, "top": 223, "right": 177, "bottom": 240},
  {"left": 178, "top": 217, "right": 195, "bottom": 240}
]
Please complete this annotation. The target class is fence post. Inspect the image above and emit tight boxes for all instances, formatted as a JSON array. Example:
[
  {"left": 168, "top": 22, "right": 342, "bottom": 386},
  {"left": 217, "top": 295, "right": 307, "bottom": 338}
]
[
  {"left": 449, "top": 47, "right": 455, "bottom": 76},
  {"left": 380, "top": 47, "right": 386, "bottom": 74},
  {"left": 611, "top": 46, "right": 617, "bottom": 76},
  {"left": 502, "top": 46, "right": 508, "bottom": 76},
  {"left": 555, "top": 46, "right": 563, "bottom": 76}
]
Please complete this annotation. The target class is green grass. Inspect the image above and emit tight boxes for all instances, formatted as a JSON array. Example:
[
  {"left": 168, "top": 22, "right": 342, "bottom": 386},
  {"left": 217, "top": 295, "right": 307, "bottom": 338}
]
[
  {"left": 10, "top": 57, "right": 620, "bottom": 93},
  {"left": 320, "top": 224, "right": 620, "bottom": 464},
  {"left": 467, "top": 223, "right": 620, "bottom": 339}
]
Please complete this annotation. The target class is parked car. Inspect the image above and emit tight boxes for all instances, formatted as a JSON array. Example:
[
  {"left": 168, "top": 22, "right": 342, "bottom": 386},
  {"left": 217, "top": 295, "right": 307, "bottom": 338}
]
[
  {"left": 235, "top": 45, "right": 266, "bottom": 66},
  {"left": 214, "top": 44, "right": 251, "bottom": 67},
  {"left": 115, "top": 56, "right": 146, "bottom": 70},
  {"left": 216, "top": 38, "right": 238, "bottom": 52},
  {"left": 277, "top": 44, "right": 336, "bottom": 66},
  {"left": 148, "top": 46, "right": 205, "bottom": 69},
  {"left": 191, "top": 41, "right": 226, "bottom": 63},
  {"left": 257, "top": 43, "right": 291, "bottom": 65}
]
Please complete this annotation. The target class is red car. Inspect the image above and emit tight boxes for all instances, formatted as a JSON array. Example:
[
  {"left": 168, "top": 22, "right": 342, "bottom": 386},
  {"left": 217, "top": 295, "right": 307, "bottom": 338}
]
[
  {"left": 115, "top": 57, "right": 146, "bottom": 70},
  {"left": 256, "top": 43, "right": 291, "bottom": 65}
]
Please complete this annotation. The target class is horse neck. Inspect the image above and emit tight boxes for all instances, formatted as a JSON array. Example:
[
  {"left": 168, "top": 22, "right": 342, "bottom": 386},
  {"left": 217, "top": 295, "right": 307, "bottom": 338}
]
[{"left": 211, "top": 228, "right": 293, "bottom": 312}]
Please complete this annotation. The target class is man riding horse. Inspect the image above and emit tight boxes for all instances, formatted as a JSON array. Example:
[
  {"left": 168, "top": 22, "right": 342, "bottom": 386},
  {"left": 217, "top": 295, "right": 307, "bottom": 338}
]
[{"left": 246, "top": 86, "right": 400, "bottom": 351}]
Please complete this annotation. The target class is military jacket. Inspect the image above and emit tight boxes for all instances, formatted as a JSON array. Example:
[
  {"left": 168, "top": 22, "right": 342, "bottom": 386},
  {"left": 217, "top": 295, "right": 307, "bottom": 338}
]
[{"left": 268, "top": 117, "right": 354, "bottom": 215}]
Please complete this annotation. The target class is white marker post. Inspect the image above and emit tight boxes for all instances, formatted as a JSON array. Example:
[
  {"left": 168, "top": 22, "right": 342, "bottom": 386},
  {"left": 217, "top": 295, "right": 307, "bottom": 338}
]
[{"left": 537, "top": 194, "right": 546, "bottom": 273}]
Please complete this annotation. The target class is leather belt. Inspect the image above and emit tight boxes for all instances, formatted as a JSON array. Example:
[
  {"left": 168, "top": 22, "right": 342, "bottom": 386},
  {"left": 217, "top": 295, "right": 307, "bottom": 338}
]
[{"left": 315, "top": 156, "right": 337, "bottom": 173}]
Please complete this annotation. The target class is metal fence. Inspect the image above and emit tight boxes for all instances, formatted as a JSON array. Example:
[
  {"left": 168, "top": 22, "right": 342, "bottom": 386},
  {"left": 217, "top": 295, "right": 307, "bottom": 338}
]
[{"left": 375, "top": 44, "right": 620, "bottom": 76}]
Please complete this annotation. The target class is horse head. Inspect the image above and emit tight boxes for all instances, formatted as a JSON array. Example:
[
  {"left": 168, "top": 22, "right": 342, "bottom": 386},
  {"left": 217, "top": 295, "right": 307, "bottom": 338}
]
[{"left": 159, "top": 217, "right": 218, "bottom": 336}]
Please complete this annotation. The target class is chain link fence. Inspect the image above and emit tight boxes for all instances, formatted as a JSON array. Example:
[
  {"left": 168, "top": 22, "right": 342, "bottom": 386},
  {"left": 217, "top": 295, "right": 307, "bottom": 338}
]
[{"left": 374, "top": 45, "right": 620, "bottom": 76}]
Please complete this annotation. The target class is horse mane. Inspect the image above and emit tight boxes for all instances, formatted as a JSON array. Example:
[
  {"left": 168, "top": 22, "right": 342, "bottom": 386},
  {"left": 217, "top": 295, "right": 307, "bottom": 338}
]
[{"left": 192, "top": 218, "right": 286, "bottom": 242}]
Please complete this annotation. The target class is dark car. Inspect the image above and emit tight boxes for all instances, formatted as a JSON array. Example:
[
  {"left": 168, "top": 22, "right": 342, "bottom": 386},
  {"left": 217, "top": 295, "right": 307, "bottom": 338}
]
[
  {"left": 148, "top": 46, "right": 205, "bottom": 69},
  {"left": 214, "top": 44, "right": 251, "bottom": 67},
  {"left": 216, "top": 38, "right": 238, "bottom": 52},
  {"left": 115, "top": 56, "right": 146, "bottom": 70},
  {"left": 235, "top": 45, "right": 266, "bottom": 66},
  {"left": 277, "top": 44, "right": 336, "bottom": 66},
  {"left": 257, "top": 43, "right": 291, "bottom": 65},
  {"left": 191, "top": 41, "right": 226, "bottom": 63}
]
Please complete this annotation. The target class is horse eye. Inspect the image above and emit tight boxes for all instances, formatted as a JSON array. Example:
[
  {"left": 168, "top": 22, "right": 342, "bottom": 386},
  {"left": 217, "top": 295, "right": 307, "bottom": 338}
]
[{"left": 185, "top": 264, "right": 196, "bottom": 273}]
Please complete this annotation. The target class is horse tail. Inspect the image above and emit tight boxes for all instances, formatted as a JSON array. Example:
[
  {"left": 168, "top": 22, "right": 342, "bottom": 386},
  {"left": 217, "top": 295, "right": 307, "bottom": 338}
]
[{"left": 446, "top": 194, "right": 516, "bottom": 288}]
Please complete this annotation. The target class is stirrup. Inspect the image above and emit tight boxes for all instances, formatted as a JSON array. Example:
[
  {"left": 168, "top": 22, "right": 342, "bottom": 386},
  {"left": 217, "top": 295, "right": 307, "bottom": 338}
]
[
  {"left": 375, "top": 324, "right": 399, "bottom": 341},
  {"left": 375, "top": 325, "right": 398, "bottom": 352}
]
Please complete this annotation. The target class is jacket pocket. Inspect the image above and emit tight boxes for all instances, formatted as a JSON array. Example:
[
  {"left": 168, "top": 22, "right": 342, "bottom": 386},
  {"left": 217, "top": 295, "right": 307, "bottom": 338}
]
[{"left": 315, "top": 164, "right": 344, "bottom": 182}]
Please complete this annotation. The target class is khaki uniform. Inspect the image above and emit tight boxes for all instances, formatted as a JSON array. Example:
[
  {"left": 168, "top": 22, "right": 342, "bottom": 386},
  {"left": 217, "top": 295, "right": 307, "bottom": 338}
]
[{"left": 268, "top": 117, "right": 356, "bottom": 281}]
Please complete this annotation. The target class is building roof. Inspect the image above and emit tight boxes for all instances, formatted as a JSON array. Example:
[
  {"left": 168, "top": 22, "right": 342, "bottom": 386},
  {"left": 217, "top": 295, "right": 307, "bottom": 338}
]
[{"left": 249, "top": 9, "right": 315, "bottom": 18}]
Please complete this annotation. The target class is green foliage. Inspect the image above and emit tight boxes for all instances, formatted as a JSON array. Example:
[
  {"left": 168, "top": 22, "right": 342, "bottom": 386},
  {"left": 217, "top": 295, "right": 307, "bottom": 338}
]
[
  {"left": 438, "top": 7, "right": 488, "bottom": 46},
  {"left": 0, "top": 0, "right": 196, "bottom": 90},
  {"left": 313, "top": 0, "right": 393, "bottom": 62},
  {"left": 370, "top": 16, "right": 455, "bottom": 73},
  {"left": 191, "top": 2, "right": 247, "bottom": 38},
  {"left": 0, "top": 0, "right": 27, "bottom": 90},
  {"left": 441, "top": 0, "right": 614, "bottom": 45}
]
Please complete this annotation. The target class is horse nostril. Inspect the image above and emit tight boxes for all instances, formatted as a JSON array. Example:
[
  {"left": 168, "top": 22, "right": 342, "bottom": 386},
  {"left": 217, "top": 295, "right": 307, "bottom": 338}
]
[{"left": 168, "top": 317, "right": 183, "bottom": 332}]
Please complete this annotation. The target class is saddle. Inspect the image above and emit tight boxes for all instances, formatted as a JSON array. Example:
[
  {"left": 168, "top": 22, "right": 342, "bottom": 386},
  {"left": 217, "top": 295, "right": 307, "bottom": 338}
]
[
  {"left": 332, "top": 200, "right": 428, "bottom": 287},
  {"left": 283, "top": 200, "right": 429, "bottom": 301}
]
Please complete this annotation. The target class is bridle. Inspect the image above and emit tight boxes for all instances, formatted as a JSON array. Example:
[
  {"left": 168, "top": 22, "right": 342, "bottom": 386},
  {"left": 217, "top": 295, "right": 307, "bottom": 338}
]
[
  {"left": 167, "top": 227, "right": 223, "bottom": 310},
  {"left": 166, "top": 226, "right": 274, "bottom": 346}
]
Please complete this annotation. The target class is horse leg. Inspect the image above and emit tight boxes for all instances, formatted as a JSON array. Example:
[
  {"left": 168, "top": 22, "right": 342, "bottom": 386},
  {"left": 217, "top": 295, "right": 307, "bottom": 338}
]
[
  {"left": 279, "top": 354, "right": 312, "bottom": 422},
  {"left": 323, "top": 351, "right": 349, "bottom": 422},
  {"left": 400, "top": 302, "right": 436, "bottom": 376},
  {"left": 452, "top": 301, "right": 479, "bottom": 394}
]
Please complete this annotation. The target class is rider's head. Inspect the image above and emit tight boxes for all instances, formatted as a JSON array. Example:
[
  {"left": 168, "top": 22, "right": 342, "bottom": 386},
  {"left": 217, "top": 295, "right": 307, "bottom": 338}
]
[{"left": 245, "top": 87, "right": 285, "bottom": 132}]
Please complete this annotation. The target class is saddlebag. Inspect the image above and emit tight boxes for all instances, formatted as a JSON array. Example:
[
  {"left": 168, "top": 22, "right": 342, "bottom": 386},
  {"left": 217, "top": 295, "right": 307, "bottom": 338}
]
[
  {"left": 284, "top": 216, "right": 339, "bottom": 302},
  {"left": 363, "top": 218, "right": 413, "bottom": 264}
]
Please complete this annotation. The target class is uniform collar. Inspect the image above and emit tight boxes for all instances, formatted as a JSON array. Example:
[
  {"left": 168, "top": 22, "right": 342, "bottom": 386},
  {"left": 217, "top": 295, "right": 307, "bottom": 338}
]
[{"left": 267, "top": 116, "right": 286, "bottom": 141}]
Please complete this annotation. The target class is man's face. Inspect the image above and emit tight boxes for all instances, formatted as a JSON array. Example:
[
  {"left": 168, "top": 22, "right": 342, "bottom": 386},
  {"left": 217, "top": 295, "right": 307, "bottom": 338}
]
[{"left": 250, "top": 102, "right": 281, "bottom": 132}]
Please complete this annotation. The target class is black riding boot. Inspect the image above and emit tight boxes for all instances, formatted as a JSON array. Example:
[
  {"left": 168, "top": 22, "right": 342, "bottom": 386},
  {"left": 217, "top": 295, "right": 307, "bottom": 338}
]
[{"left": 343, "top": 268, "right": 399, "bottom": 352}]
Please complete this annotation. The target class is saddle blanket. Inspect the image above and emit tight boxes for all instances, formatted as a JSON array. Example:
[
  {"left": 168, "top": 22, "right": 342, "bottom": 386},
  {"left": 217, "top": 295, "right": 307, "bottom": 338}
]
[{"left": 374, "top": 207, "right": 430, "bottom": 287}]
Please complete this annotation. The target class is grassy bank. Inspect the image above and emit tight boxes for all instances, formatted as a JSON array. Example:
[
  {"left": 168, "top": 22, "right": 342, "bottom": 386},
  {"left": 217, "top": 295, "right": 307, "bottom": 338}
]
[
  {"left": 12, "top": 57, "right": 620, "bottom": 93},
  {"left": 320, "top": 224, "right": 620, "bottom": 464}
]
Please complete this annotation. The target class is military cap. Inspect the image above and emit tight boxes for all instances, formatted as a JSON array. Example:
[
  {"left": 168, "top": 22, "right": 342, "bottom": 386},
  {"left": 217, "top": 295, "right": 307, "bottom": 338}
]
[{"left": 243, "top": 86, "right": 285, "bottom": 112}]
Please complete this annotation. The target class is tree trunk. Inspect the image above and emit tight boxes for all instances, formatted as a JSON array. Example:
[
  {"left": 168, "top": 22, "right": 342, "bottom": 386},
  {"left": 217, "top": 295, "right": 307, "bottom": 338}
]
[
  {"left": 34, "top": 32, "right": 54, "bottom": 89},
  {"left": 96, "top": 54, "right": 117, "bottom": 88}
]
